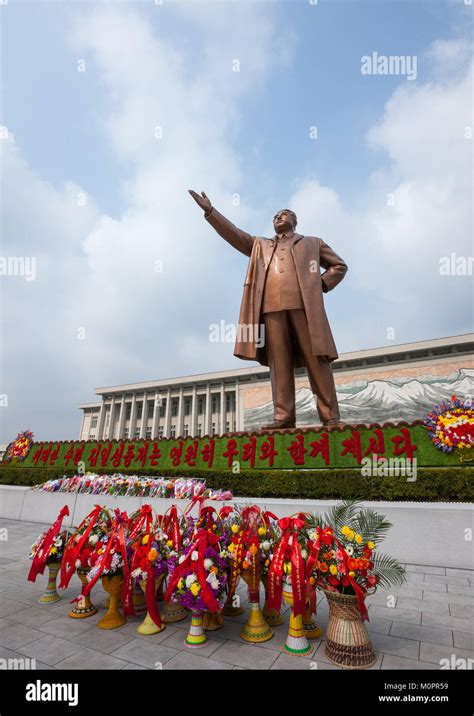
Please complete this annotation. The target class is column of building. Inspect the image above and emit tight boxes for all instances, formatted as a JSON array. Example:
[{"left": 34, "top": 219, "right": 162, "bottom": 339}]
[
  {"left": 204, "top": 384, "right": 211, "bottom": 436},
  {"left": 129, "top": 393, "right": 138, "bottom": 439},
  {"left": 118, "top": 394, "right": 126, "bottom": 439},
  {"left": 139, "top": 391, "right": 147, "bottom": 439},
  {"left": 176, "top": 386, "right": 183, "bottom": 437},
  {"left": 235, "top": 383, "right": 241, "bottom": 432},
  {"left": 164, "top": 388, "right": 171, "bottom": 437},
  {"left": 190, "top": 384, "right": 197, "bottom": 437},
  {"left": 219, "top": 381, "right": 225, "bottom": 434},
  {"left": 97, "top": 401, "right": 106, "bottom": 441},
  {"left": 151, "top": 390, "right": 159, "bottom": 439},
  {"left": 106, "top": 396, "right": 116, "bottom": 440}
]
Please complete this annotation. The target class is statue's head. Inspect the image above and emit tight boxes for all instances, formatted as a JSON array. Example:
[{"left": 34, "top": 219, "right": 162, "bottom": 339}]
[{"left": 273, "top": 209, "right": 297, "bottom": 234}]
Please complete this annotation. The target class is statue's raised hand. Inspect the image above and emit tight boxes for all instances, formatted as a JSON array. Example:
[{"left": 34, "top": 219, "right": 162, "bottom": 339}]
[{"left": 188, "top": 189, "right": 212, "bottom": 213}]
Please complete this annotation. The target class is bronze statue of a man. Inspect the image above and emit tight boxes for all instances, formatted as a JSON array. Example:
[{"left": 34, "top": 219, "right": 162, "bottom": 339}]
[{"left": 189, "top": 190, "right": 348, "bottom": 429}]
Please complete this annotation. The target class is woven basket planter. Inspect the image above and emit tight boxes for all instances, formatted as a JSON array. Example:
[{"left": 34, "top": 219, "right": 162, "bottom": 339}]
[{"left": 323, "top": 588, "right": 376, "bottom": 669}]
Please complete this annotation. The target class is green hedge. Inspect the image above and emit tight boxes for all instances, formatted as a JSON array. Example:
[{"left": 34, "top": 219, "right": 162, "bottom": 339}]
[{"left": 0, "top": 465, "right": 472, "bottom": 502}]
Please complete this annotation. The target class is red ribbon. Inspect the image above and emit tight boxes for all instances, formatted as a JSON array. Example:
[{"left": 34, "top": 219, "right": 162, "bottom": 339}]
[
  {"left": 154, "top": 513, "right": 165, "bottom": 531},
  {"left": 226, "top": 536, "right": 244, "bottom": 602},
  {"left": 304, "top": 526, "right": 330, "bottom": 615},
  {"left": 164, "top": 530, "right": 222, "bottom": 613},
  {"left": 83, "top": 510, "right": 135, "bottom": 617},
  {"left": 239, "top": 506, "right": 266, "bottom": 599},
  {"left": 241, "top": 504, "right": 262, "bottom": 528},
  {"left": 145, "top": 570, "right": 162, "bottom": 628},
  {"left": 128, "top": 504, "right": 153, "bottom": 540},
  {"left": 184, "top": 494, "right": 205, "bottom": 517},
  {"left": 130, "top": 535, "right": 162, "bottom": 629},
  {"left": 263, "top": 510, "right": 278, "bottom": 526},
  {"left": 196, "top": 506, "right": 217, "bottom": 531},
  {"left": 268, "top": 516, "right": 306, "bottom": 617},
  {"left": 332, "top": 536, "right": 369, "bottom": 621},
  {"left": 28, "top": 505, "right": 70, "bottom": 583},
  {"left": 59, "top": 504, "right": 102, "bottom": 589},
  {"left": 163, "top": 506, "right": 182, "bottom": 551}
]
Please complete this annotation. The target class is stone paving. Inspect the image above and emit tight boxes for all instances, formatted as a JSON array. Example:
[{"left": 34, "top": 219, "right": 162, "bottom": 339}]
[{"left": 0, "top": 518, "right": 473, "bottom": 670}]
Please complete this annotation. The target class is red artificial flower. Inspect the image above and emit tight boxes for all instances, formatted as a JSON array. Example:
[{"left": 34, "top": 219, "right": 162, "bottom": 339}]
[{"left": 321, "top": 528, "right": 333, "bottom": 546}]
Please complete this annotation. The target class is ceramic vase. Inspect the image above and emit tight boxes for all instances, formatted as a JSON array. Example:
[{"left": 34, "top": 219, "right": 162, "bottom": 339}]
[
  {"left": 239, "top": 569, "right": 273, "bottom": 643},
  {"left": 38, "top": 562, "right": 61, "bottom": 604},
  {"left": 136, "top": 575, "right": 165, "bottom": 635},
  {"left": 282, "top": 580, "right": 312, "bottom": 656},
  {"left": 98, "top": 575, "right": 126, "bottom": 630},
  {"left": 68, "top": 567, "right": 97, "bottom": 618},
  {"left": 185, "top": 611, "right": 207, "bottom": 648}
]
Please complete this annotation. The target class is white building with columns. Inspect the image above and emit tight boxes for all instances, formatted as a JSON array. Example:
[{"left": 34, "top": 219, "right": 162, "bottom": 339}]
[
  {"left": 78, "top": 334, "right": 474, "bottom": 440},
  {"left": 79, "top": 370, "right": 240, "bottom": 442}
]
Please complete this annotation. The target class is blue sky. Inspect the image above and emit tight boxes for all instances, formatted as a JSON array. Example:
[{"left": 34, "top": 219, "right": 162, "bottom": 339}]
[
  {"left": 3, "top": 0, "right": 468, "bottom": 215},
  {"left": 1, "top": 0, "right": 472, "bottom": 439}
]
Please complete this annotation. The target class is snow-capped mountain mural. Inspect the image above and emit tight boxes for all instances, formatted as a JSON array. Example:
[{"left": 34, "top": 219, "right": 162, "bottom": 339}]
[{"left": 243, "top": 368, "right": 474, "bottom": 429}]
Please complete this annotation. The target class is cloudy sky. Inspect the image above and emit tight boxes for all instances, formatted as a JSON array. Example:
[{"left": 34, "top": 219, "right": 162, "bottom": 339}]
[{"left": 1, "top": 0, "right": 472, "bottom": 441}]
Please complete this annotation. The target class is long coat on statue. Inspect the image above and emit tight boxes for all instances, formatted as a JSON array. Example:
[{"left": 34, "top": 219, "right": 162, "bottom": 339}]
[{"left": 206, "top": 208, "right": 348, "bottom": 368}]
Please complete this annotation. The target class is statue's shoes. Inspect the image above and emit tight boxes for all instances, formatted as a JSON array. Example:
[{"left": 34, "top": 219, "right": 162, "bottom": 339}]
[
  {"left": 260, "top": 420, "right": 296, "bottom": 430},
  {"left": 321, "top": 419, "right": 345, "bottom": 429}
]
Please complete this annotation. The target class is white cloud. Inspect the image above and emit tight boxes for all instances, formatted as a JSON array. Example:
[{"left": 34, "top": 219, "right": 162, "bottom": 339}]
[
  {"left": 289, "top": 46, "right": 472, "bottom": 349},
  {"left": 1, "top": 2, "right": 283, "bottom": 440},
  {"left": 426, "top": 38, "right": 472, "bottom": 81}
]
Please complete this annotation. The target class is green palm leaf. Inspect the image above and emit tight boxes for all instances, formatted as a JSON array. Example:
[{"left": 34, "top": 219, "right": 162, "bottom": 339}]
[
  {"left": 370, "top": 552, "right": 406, "bottom": 589},
  {"left": 355, "top": 508, "right": 392, "bottom": 545},
  {"left": 307, "top": 499, "right": 362, "bottom": 532}
]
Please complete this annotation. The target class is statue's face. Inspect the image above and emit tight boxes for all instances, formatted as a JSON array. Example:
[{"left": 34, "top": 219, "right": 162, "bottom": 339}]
[{"left": 273, "top": 209, "right": 296, "bottom": 234}]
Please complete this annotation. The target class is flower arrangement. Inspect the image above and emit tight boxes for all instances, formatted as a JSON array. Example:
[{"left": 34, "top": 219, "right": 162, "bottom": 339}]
[
  {"left": 87, "top": 517, "right": 129, "bottom": 582},
  {"left": 259, "top": 517, "right": 281, "bottom": 577},
  {"left": 223, "top": 506, "right": 261, "bottom": 593},
  {"left": 424, "top": 394, "right": 474, "bottom": 453},
  {"left": 59, "top": 505, "right": 113, "bottom": 589},
  {"left": 220, "top": 505, "right": 276, "bottom": 643},
  {"left": 5, "top": 429, "right": 34, "bottom": 462},
  {"left": 88, "top": 535, "right": 125, "bottom": 580},
  {"left": 267, "top": 515, "right": 309, "bottom": 617},
  {"left": 165, "top": 530, "right": 228, "bottom": 613},
  {"left": 305, "top": 500, "right": 406, "bottom": 619},
  {"left": 129, "top": 531, "right": 169, "bottom": 583},
  {"left": 28, "top": 505, "right": 69, "bottom": 591},
  {"left": 127, "top": 505, "right": 173, "bottom": 580},
  {"left": 29, "top": 529, "right": 67, "bottom": 565},
  {"left": 34, "top": 473, "right": 233, "bottom": 500},
  {"left": 128, "top": 526, "right": 170, "bottom": 633},
  {"left": 220, "top": 506, "right": 280, "bottom": 578}
]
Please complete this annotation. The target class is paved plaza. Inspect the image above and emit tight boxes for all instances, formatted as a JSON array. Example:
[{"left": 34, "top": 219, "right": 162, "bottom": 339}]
[{"left": 0, "top": 518, "right": 473, "bottom": 671}]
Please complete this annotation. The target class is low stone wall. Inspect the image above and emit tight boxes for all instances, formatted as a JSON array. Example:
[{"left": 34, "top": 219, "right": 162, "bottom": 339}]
[{"left": 0, "top": 485, "right": 472, "bottom": 569}]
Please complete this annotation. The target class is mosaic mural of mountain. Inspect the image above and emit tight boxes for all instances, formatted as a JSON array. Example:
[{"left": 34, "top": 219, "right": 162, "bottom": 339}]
[{"left": 243, "top": 368, "right": 474, "bottom": 429}]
